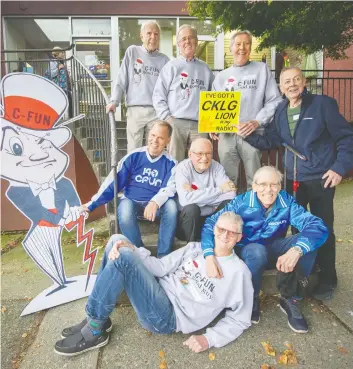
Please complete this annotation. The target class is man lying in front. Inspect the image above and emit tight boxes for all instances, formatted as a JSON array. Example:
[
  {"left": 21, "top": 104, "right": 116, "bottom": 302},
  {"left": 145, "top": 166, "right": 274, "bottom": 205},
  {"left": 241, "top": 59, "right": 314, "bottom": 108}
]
[{"left": 54, "top": 212, "right": 253, "bottom": 356}]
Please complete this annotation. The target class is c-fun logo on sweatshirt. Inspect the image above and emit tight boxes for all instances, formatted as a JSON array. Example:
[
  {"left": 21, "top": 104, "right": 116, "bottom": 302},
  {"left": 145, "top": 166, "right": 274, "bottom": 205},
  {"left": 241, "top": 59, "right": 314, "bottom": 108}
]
[
  {"left": 180, "top": 72, "right": 191, "bottom": 100},
  {"left": 135, "top": 168, "right": 162, "bottom": 187},
  {"left": 133, "top": 58, "right": 143, "bottom": 84},
  {"left": 225, "top": 76, "right": 236, "bottom": 91}
]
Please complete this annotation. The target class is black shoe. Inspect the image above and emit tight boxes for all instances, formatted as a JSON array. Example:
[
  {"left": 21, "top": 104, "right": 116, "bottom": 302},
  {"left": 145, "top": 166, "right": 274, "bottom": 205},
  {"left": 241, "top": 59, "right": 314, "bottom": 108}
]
[
  {"left": 312, "top": 283, "right": 337, "bottom": 301},
  {"left": 55, "top": 330, "right": 109, "bottom": 356},
  {"left": 251, "top": 296, "right": 260, "bottom": 324},
  {"left": 61, "top": 318, "right": 113, "bottom": 338},
  {"left": 279, "top": 297, "right": 308, "bottom": 333}
]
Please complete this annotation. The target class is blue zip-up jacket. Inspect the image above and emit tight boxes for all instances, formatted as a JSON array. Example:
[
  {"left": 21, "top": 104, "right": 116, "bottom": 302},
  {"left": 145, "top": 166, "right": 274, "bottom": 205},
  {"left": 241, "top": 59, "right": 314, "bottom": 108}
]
[
  {"left": 245, "top": 93, "right": 353, "bottom": 181},
  {"left": 201, "top": 190, "right": 328, "bottom": 257}
]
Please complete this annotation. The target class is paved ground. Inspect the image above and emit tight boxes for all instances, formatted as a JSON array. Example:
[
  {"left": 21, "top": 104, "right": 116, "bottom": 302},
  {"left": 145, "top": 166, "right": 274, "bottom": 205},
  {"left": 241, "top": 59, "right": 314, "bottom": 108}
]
[{"left": 1, "top": 180, "right": 352, "bottom": 369}]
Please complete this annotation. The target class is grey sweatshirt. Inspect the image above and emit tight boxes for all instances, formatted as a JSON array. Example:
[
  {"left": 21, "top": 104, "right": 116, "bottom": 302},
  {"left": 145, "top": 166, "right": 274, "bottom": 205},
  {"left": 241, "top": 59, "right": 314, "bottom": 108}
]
[
  {"left": 212, "top": 62, "right": 282, "bottom": 132},
  {"left": 175, "top": 159, "right": 236, "bottom": 216},
  {"left": 111, "top": 45, "right": 169, "bottom": 107},
  {"left": 153, "top": 56, "right": 214, "bottom": 121},
  {"left": 134, "top": 242, "right": 253, "bottom": 348}
]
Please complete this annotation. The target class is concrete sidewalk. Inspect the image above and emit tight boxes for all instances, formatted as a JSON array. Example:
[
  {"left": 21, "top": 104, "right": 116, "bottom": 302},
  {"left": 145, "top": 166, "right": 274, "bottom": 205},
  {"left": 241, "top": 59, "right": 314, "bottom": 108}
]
[{"left": 2, "top": 181, "right": 353, "bottom": 369}]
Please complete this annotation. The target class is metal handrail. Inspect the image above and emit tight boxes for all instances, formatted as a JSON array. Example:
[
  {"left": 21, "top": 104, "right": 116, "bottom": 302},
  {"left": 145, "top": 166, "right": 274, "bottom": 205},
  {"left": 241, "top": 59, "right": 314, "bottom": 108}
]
[
  {"left": 1, "top": 44, "right": 75, "bottom": 53},
  {"left": 71, "top": 55, "right": 119, "bottom": 234}
]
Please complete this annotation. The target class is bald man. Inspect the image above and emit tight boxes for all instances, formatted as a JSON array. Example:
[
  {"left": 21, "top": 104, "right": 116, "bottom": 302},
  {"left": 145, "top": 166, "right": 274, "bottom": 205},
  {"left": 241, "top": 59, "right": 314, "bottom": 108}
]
[{"left": 175, "top": 138, "right": 236, "bottom": 242}]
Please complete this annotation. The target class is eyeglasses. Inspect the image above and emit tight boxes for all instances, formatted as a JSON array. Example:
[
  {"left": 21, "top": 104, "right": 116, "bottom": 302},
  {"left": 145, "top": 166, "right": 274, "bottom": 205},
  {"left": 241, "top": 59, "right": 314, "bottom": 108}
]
[
  {"left": 255, "top": 182, "right": 280, "bottom": 191},
  {"left": 215, "top": 225, "right": 241, "bottom": 238},
  {"left": 191, "top": 151, "right": 212, "bottom": 159},
  {"left": 179, "top": 36, "right": 196, "bottom": 43}
]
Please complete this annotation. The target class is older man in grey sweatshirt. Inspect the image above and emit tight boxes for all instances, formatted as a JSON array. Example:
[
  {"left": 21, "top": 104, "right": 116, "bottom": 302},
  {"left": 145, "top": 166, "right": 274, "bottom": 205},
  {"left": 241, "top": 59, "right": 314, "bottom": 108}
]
[
  {"left": 210, "top": 30, "right": 282, "bottom": 188},
  {"left": 106, "top": 21, "right": 169, "bottom": 152},
  {"left": 176, "top": 138, "right": 236, "bottom": 242},
  {"left": 153, "top": 24, "right": 214, "bottom": 162},
  {"left": 55, "top": 212, "right": 253, "bottom": 356}
]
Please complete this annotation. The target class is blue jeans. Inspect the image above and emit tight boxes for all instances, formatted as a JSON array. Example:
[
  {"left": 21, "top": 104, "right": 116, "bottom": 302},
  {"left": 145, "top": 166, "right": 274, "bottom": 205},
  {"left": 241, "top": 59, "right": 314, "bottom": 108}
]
[
  {"left": 237, "top": 234, "right": 318, "bottom": 297},
  {"left": 86, "top": 234, "right": 176, "bottom": 334},
  {"left": 117, "top": 198, "right": 178, "bottom": 257}
]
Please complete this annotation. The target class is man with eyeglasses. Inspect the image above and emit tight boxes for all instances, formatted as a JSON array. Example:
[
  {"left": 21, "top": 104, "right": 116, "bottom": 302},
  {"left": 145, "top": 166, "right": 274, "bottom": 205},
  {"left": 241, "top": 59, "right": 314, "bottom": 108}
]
[
  {"left": 210, "top": 30, "right": 282, "bottom": 189},
  {"left": 242, "top": 67, "right": 353, "bottom": 301},
  {"left": 153, "top": 24, "right": 214, "bottom": 162},
  {"left": 106, "top": 20, "right": 170, "bottom": 152},
  {"left": 201, "top": 166, "right": 328, "bottom": 334},
  {"left": 54, "top": 212, "right": 253, "bottom": 356},
  {"left": 175, "top": 138, "right": 236, "bottom": 242}
]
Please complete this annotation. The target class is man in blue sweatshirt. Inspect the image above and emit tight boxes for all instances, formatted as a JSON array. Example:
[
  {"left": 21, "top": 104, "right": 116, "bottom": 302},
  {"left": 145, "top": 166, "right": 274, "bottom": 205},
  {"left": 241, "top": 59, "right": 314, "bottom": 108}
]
[
  {"left": 202, "top": 166, "right": 328, "bottom": 334},
  {"left": 106, "top": 21, "right": 169, "bottom": 152},
  {"left": 242, "top": 67, "right": 353, "bottom": 301},
  {"left": 153, "top": 24, "right": 214, "bottom": 162},
  {"left": 81, "top": 121, "right": 178, "bottom": 257},
  {"left": 54, "top": 212, "right": 253, "bottom": 356}
]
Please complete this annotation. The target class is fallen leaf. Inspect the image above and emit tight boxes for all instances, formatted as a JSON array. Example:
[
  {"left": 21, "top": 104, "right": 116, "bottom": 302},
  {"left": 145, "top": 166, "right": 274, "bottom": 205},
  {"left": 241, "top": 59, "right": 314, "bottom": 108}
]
[
  {"left": 159, "top": 360, "right": 168, "bottom": 369},
  {"left": 159, "top": 350, "right": 165, "bottom": 359},
  {"left": 337, "top": 239, "right": 343, "bottom": 243},
  {"left": 261, "top": 341, "right": 276, "bottom": 357},
  {"left": 312, "top": 308, "right": 319, "bottom": 313},
  {"left": 209, "top": 352, "right": 216, "bottom": 360},
  {"left": 23, "top": 268, "right": 28, "bottom": 273},
  {"left": 21, "top": 333, "right": 28, "bottom": 338},
  {"left": 338, "top": 346, "right": 348, "bottom": 354},
  {"left": 277, "top": 349, "right": 298, "bottom": 365},
  {"left": 1, "top": 306, "right": 7, "bottom": 313},
  {"left": 348, "top": 240, "right": 353, "bottom": 244},
  {"left": 261, "top": 365, "right": 276, "bottom": 369}
]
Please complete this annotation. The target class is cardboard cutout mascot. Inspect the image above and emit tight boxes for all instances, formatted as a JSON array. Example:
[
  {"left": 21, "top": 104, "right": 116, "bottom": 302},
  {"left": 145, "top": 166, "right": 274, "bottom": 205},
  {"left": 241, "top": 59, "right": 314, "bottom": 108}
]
[{"left": 1, "top": 73, "right": 98, "bottom": 316}]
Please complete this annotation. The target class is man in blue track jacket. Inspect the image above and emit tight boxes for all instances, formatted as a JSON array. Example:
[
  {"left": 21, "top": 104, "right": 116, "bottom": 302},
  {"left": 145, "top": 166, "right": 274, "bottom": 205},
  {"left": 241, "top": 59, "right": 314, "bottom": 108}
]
[
  {"left": 201, "top": 166, "right": 328, "bottom": 334},
  {"left": 82, "top": 121, "right": 178, "bottom": 257},
  {"left": 241, "top": 67, "right": 353, "bottom": 301}
]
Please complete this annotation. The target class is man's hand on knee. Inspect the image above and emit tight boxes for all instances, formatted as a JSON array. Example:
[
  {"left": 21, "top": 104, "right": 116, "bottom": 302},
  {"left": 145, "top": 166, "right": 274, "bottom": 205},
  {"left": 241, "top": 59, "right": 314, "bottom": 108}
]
[
  {"left": 205, "top": 255, "right": 223, "bottom": 279},
  {"left": 144, "top": 201, "right": 159, "bottom": 222},
  {"left": 276, "top": 248, "right": 301, "bottom": 273},
  {"left": 108, "top": 240, "right": 135, "bottom": 260},
  {"left": 183, "top": 335, "right": 209, "bottom": 353}
]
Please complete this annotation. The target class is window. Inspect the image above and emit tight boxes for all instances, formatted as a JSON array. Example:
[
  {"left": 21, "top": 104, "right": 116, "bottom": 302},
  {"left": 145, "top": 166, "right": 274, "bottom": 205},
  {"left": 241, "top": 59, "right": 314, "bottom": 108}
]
[
  {"left": 4, "top": 17, "right": 70, "bottom": 74},
  {"left": 72, "top": 18, "right": 111, "bottom": 36}
]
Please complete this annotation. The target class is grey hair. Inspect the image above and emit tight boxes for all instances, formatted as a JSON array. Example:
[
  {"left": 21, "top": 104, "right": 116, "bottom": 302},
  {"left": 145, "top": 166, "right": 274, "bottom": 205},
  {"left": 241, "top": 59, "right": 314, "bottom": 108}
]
[
  {"left": 151, "top": 120, "right": 173, "bottom": 138},
  {"left": 140, "top": 20, "right": 161, "bottom": 34},
  {"left": 216, "top": 212, "right": 243, "bottom": 232},
  {"left": 279, "top": 67, "right": 305, "bottom": 84},
  {"left": 229, "top": 30, "right": 253, "bottom": 51},
  {"left": 177, "top": 24, "right": 198, "bottom": 42},
  {"left": 252, "top": 166, "right": 283, "bottom": 185},
  {"left": 189, "top": 137, "right": 213, "bottom": 152}
]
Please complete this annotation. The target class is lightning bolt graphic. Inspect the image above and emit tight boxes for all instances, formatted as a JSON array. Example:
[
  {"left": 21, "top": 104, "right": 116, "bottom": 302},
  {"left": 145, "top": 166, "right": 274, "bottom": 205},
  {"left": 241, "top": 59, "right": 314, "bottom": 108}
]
[{"left": 66, "top": 216, "right": 96, "bottom": 291}]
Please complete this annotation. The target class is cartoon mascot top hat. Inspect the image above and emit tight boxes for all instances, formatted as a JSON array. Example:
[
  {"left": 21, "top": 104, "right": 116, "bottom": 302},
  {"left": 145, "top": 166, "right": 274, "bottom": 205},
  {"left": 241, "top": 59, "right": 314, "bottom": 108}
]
[{"left": 1, "top": 73, "right": 84, "bottom": 148}]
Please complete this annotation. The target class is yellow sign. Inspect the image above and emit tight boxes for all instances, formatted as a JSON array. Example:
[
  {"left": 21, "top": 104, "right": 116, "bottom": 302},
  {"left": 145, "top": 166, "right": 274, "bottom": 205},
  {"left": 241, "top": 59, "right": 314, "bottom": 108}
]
[{"left": 198, "top": 91, "right": 241, "bottom": 133}]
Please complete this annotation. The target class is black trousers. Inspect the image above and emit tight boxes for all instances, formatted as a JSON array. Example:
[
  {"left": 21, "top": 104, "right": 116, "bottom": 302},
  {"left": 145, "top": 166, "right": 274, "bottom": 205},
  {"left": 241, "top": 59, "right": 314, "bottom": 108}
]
[
  {"left": 286, "top": 179, "right": 337, "bottom": 285},
  {"left": 177, "top": 200, "right": 230, "bottom": 242}
]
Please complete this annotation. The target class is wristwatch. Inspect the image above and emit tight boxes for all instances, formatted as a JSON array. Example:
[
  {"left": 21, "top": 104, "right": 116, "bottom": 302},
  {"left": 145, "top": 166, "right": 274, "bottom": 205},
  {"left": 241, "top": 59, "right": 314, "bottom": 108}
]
[{"left": 292, "top": 245, "right": 303, "bottom": 257}]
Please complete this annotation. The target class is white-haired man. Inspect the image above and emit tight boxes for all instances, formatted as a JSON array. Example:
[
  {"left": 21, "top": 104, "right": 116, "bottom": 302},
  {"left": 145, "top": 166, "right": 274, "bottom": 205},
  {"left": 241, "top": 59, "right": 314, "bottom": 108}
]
[
  {"left": 153, "top": 24, "right": 214, "bottom": 162},
  {"left": 202, "top": 166, "right": 328, "bottom": 334},
  {"left": 210, "top": 30, "right": 282, "bottom": 188},
  {"left": 242, "top": 66, "right": 353, "bottom": 301},
  {"left": 176, "top": 137, "right": 236, "bottom": 242},
  {"left": 106, "top": 21, "right": 170, "bottom": 152},
  {"left": 54, "top": 212, "right": 253, "bottom": 356}
]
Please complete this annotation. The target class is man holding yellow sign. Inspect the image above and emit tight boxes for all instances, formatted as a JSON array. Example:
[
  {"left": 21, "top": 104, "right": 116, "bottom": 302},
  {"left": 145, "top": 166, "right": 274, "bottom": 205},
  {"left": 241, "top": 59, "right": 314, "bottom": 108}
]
[{"left": 206, "top": 30, "right": 282, "bottom": 189}]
